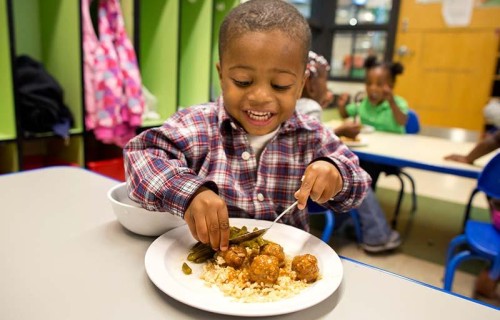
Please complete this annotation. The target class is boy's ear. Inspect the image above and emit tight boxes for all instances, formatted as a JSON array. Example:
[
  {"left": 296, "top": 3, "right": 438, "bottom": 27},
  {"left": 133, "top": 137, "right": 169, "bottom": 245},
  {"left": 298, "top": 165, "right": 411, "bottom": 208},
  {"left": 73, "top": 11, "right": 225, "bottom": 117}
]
[
  {"left": 303, "top": 77, "right": 314, "bottom": 98},
  {"left": 216, "top": 62, "right": 222, "bottom": 82},
  {"left": 297, "top": 70, "right": 309, "bottom": 99}
]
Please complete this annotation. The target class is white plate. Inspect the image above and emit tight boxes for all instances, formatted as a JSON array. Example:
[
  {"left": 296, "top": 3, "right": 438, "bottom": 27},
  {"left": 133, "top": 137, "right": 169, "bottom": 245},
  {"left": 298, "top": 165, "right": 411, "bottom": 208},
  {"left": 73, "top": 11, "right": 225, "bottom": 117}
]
[
  {"left": 361, "top": 125, "right": 375, "bottom": 134},
  {"left": 342, "top": 137, "right": 368, "bottom": 147},
  {"left": 145, "top": 218, "right": 343, "bottom": 317}
]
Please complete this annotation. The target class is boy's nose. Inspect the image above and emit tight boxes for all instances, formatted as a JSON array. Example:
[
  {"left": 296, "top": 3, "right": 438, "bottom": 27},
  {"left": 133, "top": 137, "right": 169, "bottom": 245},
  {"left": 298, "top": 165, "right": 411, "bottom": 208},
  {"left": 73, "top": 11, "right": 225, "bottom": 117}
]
[{"left": 247, "top": 86, "right": 273, "bottom": 105}]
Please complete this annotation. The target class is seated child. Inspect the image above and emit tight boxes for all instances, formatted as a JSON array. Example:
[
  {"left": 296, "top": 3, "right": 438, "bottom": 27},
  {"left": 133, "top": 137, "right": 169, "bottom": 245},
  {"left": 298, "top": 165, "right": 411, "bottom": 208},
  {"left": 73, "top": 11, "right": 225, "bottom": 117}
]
[
  {"left": 338, "top": 55, "right": 408, "bottom": 133},
  {"left": 296, "top": 51, "right": 401, "bottom": 252},
  {"left": 124, "top": 0, "right": 371, "bottom": 251},
  {"left": 338, "top": 55, "right": 409, "bottom": 189},
  {"left": 296, "top": 51, "right": 360, "bottom": 139}
]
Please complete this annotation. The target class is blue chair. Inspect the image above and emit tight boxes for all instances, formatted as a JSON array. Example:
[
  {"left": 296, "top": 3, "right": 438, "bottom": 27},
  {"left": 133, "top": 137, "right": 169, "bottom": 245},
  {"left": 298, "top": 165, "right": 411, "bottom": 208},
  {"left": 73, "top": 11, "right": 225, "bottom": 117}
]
[
  {"left": 461, "top": 152, "right": 500, "bottom": 230},
  {"left": 443, "top": 153, "right": 500, "bottom": 293},
  {"left": 444, "top": 221, "right": 500, "bottom": 292},
  {"left": 307, "top": 200, "right": 363, "bottom": 244},
  {"left": 405, "top": 110, "right": 421, "bottom": 134},
  {"left": 308, "top": 200, "right": 335, "bottom": 243}
]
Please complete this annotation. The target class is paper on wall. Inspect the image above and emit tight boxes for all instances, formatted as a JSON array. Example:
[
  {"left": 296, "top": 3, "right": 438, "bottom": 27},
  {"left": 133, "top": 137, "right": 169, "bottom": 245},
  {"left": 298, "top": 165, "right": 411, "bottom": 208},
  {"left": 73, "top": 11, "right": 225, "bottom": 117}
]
[{"left": 442, "top": 0, "right": 474, "bottom": 27}]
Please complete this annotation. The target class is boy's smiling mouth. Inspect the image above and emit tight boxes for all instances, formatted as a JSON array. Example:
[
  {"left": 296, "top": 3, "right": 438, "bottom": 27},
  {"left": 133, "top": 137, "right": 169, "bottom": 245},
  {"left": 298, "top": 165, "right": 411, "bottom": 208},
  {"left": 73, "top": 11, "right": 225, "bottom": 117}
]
[{"left": 246, "top": 110, "right": 273, "bottom": 121}]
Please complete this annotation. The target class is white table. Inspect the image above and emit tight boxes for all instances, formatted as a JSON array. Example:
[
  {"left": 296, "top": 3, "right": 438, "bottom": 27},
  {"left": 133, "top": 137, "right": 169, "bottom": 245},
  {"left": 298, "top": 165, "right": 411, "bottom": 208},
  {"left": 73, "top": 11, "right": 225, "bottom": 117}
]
[
  {"left": 0, "top": 167, "right": 497, "bottom": 319},
  {"left": 325, "top": 120, "right": 497, "bottom": 178}
]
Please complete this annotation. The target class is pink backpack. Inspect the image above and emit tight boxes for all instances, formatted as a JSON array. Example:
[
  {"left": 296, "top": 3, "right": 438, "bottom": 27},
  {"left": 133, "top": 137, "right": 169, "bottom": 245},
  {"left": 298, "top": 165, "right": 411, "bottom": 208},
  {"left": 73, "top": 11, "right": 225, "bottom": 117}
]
[{"left": 82, "top": 0, "right": 144, "bottom": 147}]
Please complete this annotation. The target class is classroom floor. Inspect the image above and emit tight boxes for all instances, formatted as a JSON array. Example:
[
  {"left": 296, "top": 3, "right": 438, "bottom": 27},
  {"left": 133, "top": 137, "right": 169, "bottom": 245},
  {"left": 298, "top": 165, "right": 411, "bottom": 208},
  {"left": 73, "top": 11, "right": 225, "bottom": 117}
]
[{"left": 309, "top": 168, "right": 499, "bottom": 308}]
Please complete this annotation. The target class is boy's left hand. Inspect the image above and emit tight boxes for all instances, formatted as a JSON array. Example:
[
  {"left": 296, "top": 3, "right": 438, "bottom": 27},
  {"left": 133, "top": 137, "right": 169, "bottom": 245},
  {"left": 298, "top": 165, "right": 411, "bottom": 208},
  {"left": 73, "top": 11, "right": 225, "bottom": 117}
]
[{"left": 294, "top": 160, "right": 343, "bottom": 210}]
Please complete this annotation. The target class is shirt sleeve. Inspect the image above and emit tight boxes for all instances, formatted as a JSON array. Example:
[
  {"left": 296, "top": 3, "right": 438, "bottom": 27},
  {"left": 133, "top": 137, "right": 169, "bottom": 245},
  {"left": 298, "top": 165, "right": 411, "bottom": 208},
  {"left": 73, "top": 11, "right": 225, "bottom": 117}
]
[
  {"left": 345, "top": 102, "right": 358, "bottom": 117},
  {"left": 123, "top": 109, "right": 217, "bottom": 218}
]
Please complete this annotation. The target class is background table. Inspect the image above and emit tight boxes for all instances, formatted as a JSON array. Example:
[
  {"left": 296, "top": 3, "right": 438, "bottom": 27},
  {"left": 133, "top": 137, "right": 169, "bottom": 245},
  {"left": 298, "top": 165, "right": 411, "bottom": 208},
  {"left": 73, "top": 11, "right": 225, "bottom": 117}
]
[
  {"left": 325, "top": 120, "right": 496, "bottom": 178},
  {"left": 0, "top": 167, "right": 497, "bottom": 319}
]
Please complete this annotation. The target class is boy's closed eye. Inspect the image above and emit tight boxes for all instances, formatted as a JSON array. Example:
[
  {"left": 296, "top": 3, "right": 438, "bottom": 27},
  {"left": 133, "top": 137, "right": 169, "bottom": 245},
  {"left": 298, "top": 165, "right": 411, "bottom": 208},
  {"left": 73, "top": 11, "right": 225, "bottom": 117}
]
[
  {"left": 232, "top": 78, "right": 252, "bottom": 87},
  {"left": 231, "top": 78, "right": 293, "bottom": 91},
  {"left": 272, "top": 83, "right": 293, "bottom": 91}
]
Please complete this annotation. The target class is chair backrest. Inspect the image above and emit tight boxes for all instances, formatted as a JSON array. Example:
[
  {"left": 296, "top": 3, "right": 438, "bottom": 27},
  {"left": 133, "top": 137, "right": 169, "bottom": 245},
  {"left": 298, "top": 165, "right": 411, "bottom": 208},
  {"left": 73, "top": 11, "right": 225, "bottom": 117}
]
[
  {"left": 478, "top": 152, "right": 500, "bottom": 199},
  {"left": 405, "top": 110, "right": 420, "bottom": 134}
]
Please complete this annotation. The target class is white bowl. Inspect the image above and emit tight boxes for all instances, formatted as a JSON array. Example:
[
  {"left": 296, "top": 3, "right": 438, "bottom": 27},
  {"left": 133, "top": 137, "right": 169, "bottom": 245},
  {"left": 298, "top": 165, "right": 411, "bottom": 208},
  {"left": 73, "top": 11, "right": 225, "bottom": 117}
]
[{"left": 107, "top": 182, "right": 186, "bottom": 236}]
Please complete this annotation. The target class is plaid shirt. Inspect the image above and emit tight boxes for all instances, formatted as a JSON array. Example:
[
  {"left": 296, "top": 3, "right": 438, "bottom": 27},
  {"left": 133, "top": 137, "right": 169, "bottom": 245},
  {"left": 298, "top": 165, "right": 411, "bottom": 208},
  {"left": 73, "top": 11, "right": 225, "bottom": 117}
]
[{"left": 124, "top": 98, "right": 370, "bottom": 231}]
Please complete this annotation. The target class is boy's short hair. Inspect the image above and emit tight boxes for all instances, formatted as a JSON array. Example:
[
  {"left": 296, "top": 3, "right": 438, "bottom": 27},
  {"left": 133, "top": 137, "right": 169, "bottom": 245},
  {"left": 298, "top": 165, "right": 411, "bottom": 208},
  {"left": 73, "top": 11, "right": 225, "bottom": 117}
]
[{"left": 219, "top": 0, "right": 311, "bottom": 66}]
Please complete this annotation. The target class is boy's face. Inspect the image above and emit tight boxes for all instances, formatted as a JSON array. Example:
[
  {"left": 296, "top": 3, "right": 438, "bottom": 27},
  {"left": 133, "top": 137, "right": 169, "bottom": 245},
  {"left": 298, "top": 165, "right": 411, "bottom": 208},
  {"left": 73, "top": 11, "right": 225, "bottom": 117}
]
[
  {"left": 217, "top": 30, "right": 307, "bottom": 136},
  {"left": 365, "top": 67, "right": 392, "bottom": 105}
]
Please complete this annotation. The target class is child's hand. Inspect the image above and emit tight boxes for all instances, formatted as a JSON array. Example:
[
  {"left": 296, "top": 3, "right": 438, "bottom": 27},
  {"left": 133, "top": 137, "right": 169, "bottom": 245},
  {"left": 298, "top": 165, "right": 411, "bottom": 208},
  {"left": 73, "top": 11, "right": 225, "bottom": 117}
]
[
  {"left": 382, "top": 84, "right": 394, "bottom": 101},
  {"left": 335, "top": 121, "right": 361, "bottom": 139},
  {"left": 184, "top": 187, "right": 230, "bottom": 251},
  {"left": 337, "top": 93, "right": 350, "bottom": 109},
  {"left": 294, "top": 160, "right": 343, "bottom": 210},
  {"left": 444, "top": 154, "right": 473, "bottom": 164}
]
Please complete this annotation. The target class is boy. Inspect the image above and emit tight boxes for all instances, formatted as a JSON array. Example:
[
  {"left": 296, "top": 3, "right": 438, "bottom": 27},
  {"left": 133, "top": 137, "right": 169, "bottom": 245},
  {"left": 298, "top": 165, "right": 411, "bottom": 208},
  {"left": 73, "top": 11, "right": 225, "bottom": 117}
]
[{"left": 124, "top": 0, "right": 370, "bottom": 251}]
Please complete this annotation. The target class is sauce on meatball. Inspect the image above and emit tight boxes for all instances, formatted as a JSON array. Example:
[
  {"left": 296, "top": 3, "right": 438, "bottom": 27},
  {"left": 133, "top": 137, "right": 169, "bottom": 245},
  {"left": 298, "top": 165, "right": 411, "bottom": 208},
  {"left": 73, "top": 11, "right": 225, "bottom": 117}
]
[
  {"left": 248, "top": 254, "right": 280, "bottom": 284},
  {"left": 292, "top": 254, "right": 319, "bottom": 283}
]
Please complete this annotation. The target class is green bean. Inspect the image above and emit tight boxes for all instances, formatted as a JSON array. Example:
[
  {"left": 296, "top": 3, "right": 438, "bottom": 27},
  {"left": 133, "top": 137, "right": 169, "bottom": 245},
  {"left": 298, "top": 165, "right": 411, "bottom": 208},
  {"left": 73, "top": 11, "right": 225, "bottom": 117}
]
[
  {"left": 256, "top": 236, "right": 267, "bottom": 247},
  {"left": 187, "top": 245, "right": 215, "bottom": 262},
  {"left": 182, "top": 262, "right": 192, "bottom": 275},
  {"left": 191, "top": 241, "right": 204, "bottom": 251},
  {"left": 194, "top": 256, "right": 211, "bottom": 263}
]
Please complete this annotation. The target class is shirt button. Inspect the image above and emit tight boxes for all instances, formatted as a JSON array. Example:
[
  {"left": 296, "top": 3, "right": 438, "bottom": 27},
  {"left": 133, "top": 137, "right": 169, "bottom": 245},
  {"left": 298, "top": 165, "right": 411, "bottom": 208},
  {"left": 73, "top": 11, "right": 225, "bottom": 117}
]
[
  {"left": 257, "top": 193, "right": 265, "bottom": 201},
  {"left": 241, "top": 151, "right": 251, "bottom": 160}
]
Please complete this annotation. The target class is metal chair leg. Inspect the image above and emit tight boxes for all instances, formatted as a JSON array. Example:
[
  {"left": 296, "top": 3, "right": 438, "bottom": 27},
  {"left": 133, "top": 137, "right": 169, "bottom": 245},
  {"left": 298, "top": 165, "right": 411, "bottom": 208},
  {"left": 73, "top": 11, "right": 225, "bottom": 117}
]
[
  {"left": 391, "top": 174, "right": 405, "bottom": 228},
  {"left": 400, "top": 171, "right": 417, "bottom": 214}
]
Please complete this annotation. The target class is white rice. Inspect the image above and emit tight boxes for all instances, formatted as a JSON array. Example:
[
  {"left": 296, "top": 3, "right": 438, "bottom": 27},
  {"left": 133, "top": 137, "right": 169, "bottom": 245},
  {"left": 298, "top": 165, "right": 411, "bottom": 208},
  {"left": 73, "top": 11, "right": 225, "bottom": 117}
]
[{"left": 200, "top": 256, "right": 313, "bottom": 303}]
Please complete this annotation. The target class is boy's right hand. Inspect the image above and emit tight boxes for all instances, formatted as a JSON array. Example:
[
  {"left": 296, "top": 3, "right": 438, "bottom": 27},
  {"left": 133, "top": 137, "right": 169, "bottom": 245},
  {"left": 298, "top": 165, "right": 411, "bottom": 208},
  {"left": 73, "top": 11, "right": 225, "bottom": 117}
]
[{"left": 184, "top": 187, "right": 230, "bottom": 251}]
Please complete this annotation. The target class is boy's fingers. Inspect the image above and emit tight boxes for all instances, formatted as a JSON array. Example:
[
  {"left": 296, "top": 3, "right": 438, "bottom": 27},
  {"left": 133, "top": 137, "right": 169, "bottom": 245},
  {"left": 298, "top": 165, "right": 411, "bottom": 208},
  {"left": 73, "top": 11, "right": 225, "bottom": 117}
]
[
  {"left": 184, "top": 210, "right": 199, "bottom": 242},
  {"left": 193, "top": 211, "right": 209, "bottom": 244},
  {"left": 218, "top": 207, "right": 230, "bottom": 251},
  {"left": 309, "top": 183, "right": 326, "bottom": 203},
  {"left": 207, "top": 210, "right": 221, "bottom": 250},
  {"left": 296, "top": 174, "right": 317, "bottom": 209}
]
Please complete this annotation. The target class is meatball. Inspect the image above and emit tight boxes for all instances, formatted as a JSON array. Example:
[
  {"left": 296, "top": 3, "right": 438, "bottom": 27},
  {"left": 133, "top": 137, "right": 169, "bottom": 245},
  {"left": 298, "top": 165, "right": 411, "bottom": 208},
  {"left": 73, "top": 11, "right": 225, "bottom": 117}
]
[
  {"left": 217, "top": 245, "right": 247, "bottom": 269},
  {"left": 292, "top": 254, "right": 319, "bottom": 283},
  {"left": 260, "top": 243, "right": 285, "bottom": 267},
  {"left": 248, "top": 255, "right": 280, "bottom": 284}
]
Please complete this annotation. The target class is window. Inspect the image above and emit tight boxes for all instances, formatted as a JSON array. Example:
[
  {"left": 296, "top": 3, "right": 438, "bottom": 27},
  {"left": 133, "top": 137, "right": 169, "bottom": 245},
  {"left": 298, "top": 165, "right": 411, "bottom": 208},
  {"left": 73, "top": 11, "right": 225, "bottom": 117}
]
[{"left": 288, "top": 0, "right": 400, "bottom": 82}]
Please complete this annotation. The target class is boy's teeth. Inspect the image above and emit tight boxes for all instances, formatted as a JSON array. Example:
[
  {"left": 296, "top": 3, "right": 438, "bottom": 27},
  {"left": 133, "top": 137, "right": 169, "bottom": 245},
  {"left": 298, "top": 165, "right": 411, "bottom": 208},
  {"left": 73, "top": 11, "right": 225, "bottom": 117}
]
[{"left": 247, "top": 110, "right": 271, "bottom": 120}]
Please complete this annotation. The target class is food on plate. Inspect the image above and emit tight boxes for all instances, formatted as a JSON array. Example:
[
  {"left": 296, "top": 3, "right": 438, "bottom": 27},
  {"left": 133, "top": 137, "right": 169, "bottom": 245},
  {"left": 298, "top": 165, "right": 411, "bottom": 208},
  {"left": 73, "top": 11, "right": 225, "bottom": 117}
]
[
  {"left": 217, "top": 245, "right": 247, "bottom": 269},
  {"left": 187, "top": 242, "right": 216, "bottom": 263},
  {"left": 340, "top": 135, "right": 361, "bottom": 143},
  {"left": 260, "top": 243, "right": 285, "bottom": 267},
  {"left": 184, "top": 225, "right": 320, "bottom": 302},
  {"left": 182, "top": 262, "right": 192, "bottom": 275},
  {"left": 248, "top": 255, "right": 280, "bottom": 284},
  {"left": 292, "top": 254, "right": 319, "bottom": 283}
]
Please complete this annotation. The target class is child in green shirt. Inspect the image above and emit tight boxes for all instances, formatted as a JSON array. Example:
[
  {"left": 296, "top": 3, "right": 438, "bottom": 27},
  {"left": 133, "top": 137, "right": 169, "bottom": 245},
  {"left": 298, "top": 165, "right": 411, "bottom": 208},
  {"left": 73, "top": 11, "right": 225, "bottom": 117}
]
[
  {"left": 338, "top": 56, "right": 410, "bottom": 189},
  {"left": 338, "top": 55, "right": 408, "bottom": 134}
]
